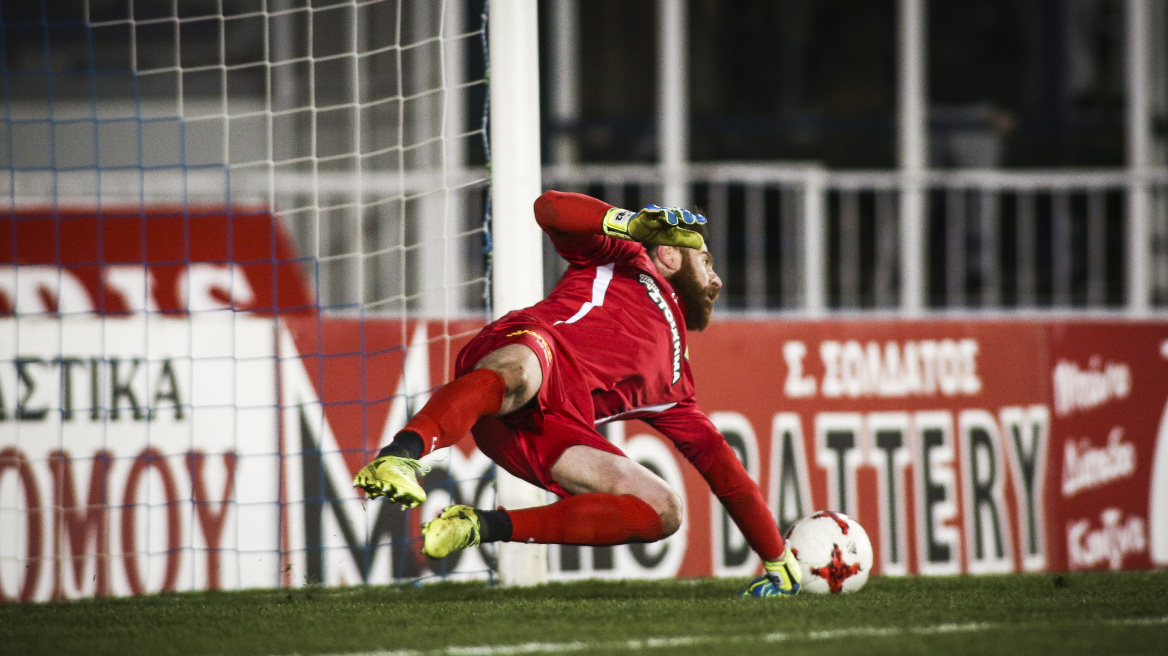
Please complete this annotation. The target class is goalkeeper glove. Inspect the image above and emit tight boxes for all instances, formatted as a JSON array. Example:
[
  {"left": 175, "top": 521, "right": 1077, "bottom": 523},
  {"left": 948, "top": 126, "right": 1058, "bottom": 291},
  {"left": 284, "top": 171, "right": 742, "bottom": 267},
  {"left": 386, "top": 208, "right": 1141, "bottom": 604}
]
[
  {"left": 601, "top": 204, "right": 706, "bottom": 250},
  {"left": 740, "top": 547, "right": 802, "bottom": 598}
]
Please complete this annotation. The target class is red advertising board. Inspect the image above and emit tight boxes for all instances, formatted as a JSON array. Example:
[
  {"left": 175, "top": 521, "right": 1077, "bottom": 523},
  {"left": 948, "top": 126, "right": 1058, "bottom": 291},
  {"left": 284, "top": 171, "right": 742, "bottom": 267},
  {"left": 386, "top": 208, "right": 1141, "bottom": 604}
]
[
  {"left": 2, "top": 207, "right": 1166, "bottom": 603},
  {"left": 1045, "top": 323, "right": 1168, "bottom": 571},
  {"left": 676, "top": 319, "right": 1168, "bottom": 577},
  {"left": 0, "top": 207, "right": 312, "bottom": 315},
  {"left": 679, "top": 320, "right": 1051, "bottom": 577},
  {"left": 277, "top": 315, "right": 1168, "bottom": 582}
]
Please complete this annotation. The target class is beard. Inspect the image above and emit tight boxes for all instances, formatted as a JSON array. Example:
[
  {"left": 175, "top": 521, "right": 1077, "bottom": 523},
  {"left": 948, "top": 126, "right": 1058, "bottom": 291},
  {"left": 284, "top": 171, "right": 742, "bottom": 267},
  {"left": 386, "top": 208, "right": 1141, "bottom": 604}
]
[{"left": 671, "top": 255, "right": 719, "bottom": 331}]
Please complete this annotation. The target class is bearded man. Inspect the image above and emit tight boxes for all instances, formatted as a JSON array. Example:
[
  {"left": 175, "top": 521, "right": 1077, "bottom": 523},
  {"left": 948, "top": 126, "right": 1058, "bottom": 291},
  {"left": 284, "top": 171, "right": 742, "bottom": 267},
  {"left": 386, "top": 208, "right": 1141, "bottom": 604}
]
[{"left": 353, "top": 190, "right": 800, "bottom": 597}]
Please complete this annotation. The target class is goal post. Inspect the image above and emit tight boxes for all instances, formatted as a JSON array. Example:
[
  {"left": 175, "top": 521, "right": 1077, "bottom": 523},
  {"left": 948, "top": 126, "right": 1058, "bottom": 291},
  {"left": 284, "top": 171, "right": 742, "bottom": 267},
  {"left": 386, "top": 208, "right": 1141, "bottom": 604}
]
[
  {"left": 486, "top": 0, "right": 550, "bottom": 587},
  {"left": 0, "top": 0, "right": 556, "bottom": 599}
]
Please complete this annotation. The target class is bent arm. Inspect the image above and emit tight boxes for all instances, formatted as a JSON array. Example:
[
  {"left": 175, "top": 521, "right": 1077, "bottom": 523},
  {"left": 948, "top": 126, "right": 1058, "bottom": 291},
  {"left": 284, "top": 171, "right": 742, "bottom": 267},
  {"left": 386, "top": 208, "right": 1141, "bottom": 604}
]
[
  {"left": 533, "top": 190, "right": 611, "bottom": 237},
  {"left": 646, "top": 399, "right": 786, "bottom": 562},
  {"left": 533, "top": 190, "right": 641, "bottom": 264}
]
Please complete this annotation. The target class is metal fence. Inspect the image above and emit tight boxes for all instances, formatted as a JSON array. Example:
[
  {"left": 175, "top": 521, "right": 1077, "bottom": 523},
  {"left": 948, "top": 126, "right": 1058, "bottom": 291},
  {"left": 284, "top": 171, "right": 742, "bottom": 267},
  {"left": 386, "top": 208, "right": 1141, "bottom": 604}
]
[
  {"left": 11, "top": 163, "right": 1168, "bottom": 316},
  {"left": 546, "top": 164, "right": 1168, "bottom": 315}
]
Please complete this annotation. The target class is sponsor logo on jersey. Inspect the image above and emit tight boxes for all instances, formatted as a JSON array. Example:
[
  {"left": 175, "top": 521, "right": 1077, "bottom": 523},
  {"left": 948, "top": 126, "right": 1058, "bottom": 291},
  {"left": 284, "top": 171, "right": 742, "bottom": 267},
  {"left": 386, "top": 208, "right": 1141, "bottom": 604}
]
[{"left": 638, "top": 273, "right": 682, "bottom": 384}]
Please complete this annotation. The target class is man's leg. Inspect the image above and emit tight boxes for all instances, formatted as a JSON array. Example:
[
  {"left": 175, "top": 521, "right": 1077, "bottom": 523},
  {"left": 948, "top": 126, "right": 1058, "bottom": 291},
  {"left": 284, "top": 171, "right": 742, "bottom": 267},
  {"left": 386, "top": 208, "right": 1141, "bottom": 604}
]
[
  {"left": 421, "top": 445, "right": 682, "bottom": 558},
  {"left": 352, "top": 343, "right": 543, "bottom": 506},
  {"left": 389, "top": 343, "right": 543, "bottom": 459},
  {"left": 538, "top": 444, "right": 682, "bottom": 537}
]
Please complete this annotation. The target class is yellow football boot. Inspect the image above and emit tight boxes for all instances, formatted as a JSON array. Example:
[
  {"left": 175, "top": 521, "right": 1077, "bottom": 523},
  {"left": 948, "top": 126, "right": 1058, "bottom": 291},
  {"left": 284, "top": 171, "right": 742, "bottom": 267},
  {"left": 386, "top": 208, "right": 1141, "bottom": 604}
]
[
  {"left": 352, "top": 454, "right": 429, "bottom": 509},
  {"left": 421, "top": 504, "right": 482, "bottom": 559}
]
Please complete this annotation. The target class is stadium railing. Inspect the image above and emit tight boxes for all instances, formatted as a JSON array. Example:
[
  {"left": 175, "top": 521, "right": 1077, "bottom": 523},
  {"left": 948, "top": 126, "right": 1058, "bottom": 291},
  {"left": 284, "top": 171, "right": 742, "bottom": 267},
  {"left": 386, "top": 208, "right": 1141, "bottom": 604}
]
[{"left": 9, "top": 164, "right": 1167, "bottom": 316}]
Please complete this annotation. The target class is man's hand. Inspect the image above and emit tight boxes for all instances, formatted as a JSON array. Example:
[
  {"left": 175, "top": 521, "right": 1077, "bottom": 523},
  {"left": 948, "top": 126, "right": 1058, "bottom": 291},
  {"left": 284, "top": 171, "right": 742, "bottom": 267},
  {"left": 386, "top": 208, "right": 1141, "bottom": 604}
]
[
  {"left": 602, "top": 204, "right": 706, "bottom": 249},
  {"left": 740, "top": 546, "right": 802, "bottom": 597}
]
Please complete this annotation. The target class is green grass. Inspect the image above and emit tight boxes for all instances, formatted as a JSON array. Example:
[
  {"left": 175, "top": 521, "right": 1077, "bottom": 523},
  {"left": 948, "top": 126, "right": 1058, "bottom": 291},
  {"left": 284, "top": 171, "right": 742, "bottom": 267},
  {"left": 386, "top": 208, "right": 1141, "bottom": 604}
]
[{"left": 2, "top": 571, "right": 1167, "bottom": 656}]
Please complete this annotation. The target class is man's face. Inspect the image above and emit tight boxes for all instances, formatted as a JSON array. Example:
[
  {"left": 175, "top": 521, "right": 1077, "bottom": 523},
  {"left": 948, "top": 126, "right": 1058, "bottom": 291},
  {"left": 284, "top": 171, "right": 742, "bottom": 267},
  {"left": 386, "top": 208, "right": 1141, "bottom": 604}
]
[{"left": 670, "top": 244, "right": 722, "bottom": 331}]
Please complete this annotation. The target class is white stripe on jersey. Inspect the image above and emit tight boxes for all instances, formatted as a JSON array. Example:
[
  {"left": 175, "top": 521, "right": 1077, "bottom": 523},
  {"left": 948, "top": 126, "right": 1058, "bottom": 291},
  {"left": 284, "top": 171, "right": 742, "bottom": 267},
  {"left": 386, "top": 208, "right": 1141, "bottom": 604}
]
[
  {"left": 555, "top": 262, "right": 614, "bottom": 325},
  {"left": 595, "top": 402, "right": 678, "bottom": 425}
]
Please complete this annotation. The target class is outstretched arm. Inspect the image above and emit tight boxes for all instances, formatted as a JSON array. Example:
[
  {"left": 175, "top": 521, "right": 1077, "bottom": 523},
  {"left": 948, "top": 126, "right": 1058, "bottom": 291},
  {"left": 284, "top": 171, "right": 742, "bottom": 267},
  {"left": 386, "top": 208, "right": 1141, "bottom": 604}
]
[
  {"left": 644, "top": 399, "right": 786, "bottom": 562},
  {"left": 647, "top": 400, "right": 801, "bottom": 595}
]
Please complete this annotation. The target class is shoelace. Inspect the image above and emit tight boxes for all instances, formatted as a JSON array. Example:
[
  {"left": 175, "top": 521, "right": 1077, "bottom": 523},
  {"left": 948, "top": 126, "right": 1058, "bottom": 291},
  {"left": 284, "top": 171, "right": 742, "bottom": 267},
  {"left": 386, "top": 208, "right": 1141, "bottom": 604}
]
[{"left": 407, "top": 458, "right": 431, "bottom": 475}]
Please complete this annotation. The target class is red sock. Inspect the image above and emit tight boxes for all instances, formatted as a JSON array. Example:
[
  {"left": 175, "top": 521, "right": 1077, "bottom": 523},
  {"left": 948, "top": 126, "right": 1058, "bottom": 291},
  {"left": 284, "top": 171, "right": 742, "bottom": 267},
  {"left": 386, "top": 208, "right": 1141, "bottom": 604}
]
[
  {"left": 399, "top": 368, "right": 505, "bottom": 457},
  {"left": 507, "top": 493, "right": 665, "bottom": 545}
]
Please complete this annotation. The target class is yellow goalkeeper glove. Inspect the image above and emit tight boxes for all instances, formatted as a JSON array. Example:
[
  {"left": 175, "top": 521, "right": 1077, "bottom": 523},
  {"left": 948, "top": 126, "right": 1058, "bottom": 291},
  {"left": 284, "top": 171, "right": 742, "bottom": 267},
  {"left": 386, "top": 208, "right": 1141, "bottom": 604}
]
[
  {"left": 602, "top": 204, "right": 706, "bottom": 250},
  {"left": 740, "top": 546, "right": 802, "bottom": 597}
]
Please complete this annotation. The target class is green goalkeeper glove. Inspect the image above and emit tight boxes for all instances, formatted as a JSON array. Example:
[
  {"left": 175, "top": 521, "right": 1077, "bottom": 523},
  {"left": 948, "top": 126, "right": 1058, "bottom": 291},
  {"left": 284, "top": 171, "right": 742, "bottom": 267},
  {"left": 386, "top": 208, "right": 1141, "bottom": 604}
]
[{"left": 602, "top": 203, "right": 706, "bottom": 250}]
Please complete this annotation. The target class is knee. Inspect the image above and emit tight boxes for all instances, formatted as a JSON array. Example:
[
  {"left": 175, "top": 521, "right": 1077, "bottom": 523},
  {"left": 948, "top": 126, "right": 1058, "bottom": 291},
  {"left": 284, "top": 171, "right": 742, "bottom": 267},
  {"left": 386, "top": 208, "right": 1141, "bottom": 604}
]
[
  {"left": 653, "top": 488, "right": 684, "bottom": 538},
  {"left": 491, "top": 361, "right": 540, "bottom": 415},
  {"left": 474, "top": 345, "right": 543, "bottom": 414},
  {"left": 488, "top": 359, "right": 534, "bottom": 400}
]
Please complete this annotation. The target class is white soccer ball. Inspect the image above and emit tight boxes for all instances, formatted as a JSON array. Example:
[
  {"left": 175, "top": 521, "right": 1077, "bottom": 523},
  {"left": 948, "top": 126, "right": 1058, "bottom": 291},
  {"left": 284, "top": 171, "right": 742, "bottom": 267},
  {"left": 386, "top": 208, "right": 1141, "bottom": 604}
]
[{"left": 785, "top": 510, "right": 874, "bottom": 594}]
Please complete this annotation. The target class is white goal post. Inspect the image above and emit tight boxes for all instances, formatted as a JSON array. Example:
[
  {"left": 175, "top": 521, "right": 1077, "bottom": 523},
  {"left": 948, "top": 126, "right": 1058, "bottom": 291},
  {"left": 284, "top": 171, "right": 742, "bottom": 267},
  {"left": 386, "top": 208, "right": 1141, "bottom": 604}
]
[
  {"left": 486, "top": 0, "right": 550, "bottom": 587},
  {"left": 0, "top": 0, "right": 553, "bottom": 599}
]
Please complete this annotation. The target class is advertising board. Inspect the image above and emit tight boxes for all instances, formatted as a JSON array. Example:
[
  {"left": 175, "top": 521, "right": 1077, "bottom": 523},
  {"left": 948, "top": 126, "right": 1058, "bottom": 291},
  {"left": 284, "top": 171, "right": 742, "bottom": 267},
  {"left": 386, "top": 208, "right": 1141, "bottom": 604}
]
[{"left": 3, "top": 209, "right": 1166, "bottom": 601}]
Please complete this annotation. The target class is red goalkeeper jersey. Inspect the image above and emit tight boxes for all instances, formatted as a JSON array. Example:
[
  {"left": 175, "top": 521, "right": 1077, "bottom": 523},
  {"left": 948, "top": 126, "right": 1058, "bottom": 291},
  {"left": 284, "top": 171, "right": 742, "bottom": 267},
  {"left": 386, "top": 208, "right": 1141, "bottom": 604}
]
[
  {"left": 514, "top": 191, "right": 786, "bottom": 562},
  {"left": 526, "top": 221, "right": 695, "bottom": 424}
]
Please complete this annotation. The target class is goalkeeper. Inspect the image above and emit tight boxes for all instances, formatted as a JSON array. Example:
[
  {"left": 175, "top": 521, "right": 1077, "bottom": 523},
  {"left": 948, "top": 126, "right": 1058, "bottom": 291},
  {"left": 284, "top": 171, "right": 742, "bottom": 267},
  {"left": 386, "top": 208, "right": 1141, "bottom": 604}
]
[{"left": 354, "top": 190, "right": 800, "bottom": 597}]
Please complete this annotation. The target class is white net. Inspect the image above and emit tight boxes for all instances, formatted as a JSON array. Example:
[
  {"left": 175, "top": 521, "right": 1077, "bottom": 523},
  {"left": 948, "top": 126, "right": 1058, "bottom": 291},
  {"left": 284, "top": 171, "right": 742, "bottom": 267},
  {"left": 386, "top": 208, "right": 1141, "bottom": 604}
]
[{"left": 0, "top": 0, "right": 495, "bottom": 601}]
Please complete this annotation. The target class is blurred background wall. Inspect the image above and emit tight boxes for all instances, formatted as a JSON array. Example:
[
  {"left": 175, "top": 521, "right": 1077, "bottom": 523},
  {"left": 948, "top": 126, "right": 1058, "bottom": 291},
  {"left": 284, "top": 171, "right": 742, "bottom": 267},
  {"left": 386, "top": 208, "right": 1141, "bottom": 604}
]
[
  {"left": 3, "top": 0, "right": 1167, "bottom": 313},
  {"left": 545, "top": 0, "right": 1158, "bottom": 169}
]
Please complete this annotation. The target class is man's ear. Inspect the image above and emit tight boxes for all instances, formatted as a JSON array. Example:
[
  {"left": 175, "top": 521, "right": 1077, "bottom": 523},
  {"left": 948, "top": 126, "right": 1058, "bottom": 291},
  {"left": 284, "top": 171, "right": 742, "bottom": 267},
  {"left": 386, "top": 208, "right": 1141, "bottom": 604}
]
[{"left": 652, "top": 244, "right": 683, "bottom": 276}]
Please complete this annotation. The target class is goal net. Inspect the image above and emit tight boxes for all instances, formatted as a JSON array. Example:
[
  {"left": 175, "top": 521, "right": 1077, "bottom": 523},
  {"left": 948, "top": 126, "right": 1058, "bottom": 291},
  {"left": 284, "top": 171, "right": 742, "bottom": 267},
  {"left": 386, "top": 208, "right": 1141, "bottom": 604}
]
[{"left": 0, "top": 0, "right": 508, "bottom": 601}]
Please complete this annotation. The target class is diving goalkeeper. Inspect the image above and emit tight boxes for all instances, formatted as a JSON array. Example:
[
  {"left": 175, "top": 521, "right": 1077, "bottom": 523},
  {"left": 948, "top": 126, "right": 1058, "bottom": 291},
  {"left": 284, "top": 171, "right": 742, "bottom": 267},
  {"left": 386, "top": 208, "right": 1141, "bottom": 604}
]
[{"left": 353, "top": 190, "right": 800, "bottom": 597}]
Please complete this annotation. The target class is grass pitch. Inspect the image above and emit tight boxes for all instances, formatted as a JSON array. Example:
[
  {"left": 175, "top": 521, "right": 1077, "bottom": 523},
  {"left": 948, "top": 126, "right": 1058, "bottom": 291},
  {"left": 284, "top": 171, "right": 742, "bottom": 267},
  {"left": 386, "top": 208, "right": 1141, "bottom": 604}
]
[{"left": 2, "top": 571, "right": 1166, "bottom": 656}]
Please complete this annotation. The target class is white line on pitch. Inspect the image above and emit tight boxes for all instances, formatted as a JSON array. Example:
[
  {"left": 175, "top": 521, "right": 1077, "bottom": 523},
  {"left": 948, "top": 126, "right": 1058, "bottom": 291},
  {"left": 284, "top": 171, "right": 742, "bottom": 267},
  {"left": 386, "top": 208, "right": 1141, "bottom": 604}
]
[
  {"left": 306, "top": 616, "right": 1168, "bottom": 656},
  {"left": 311, "top": 622, "right": 990, "bottom": 656}
]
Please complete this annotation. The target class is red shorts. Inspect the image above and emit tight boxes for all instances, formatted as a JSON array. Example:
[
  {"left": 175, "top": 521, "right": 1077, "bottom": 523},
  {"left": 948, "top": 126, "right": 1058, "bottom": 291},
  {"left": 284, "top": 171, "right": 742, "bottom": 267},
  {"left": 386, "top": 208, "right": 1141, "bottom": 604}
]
[{"left": 454, "top": 313, "right": 626, "bottom": 498}]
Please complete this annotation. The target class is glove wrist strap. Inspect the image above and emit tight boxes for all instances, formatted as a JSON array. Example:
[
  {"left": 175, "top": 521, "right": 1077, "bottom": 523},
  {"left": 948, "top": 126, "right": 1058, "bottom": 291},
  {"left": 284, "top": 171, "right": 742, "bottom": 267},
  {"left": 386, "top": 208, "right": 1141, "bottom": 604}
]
[{"left": 601, "top": 207, "right": 635, "bottom": 240}]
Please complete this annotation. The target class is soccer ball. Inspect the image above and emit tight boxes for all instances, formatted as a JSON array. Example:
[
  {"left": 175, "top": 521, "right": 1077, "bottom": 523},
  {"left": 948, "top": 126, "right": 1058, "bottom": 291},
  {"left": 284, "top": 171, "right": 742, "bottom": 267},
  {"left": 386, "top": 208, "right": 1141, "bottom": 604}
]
[{"left": 784, "top": 510, "right": 874, "bottom": 594}]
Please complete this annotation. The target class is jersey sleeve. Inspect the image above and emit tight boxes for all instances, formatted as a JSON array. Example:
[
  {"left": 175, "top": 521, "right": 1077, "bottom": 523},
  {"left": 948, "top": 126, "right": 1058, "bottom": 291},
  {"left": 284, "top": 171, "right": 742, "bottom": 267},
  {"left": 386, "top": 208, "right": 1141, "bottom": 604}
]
[
  {"left": 533, "top": 190, "right": 644, "bottom": 266},
  {"left": 644, "top": 398, "right": 787, "bottom": 562}
]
